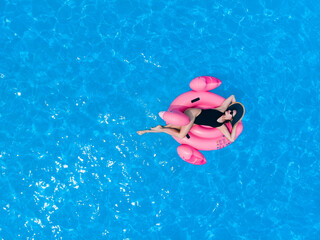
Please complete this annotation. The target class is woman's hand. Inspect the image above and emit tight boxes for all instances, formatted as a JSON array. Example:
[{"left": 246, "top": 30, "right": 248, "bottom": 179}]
[
  {"left": 217, "top": 122, "right": 238, "bottom": 142},
  {"left": 216, "top": 95, "right": 236, "bottom": 112},
  {"left": 231, "top": 95, "right": 236, "bottom": 104}
]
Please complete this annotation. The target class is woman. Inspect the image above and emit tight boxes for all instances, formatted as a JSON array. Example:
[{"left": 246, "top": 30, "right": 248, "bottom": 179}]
[{"left": 137, "top": 95, "right": 239, "bottom": 142}]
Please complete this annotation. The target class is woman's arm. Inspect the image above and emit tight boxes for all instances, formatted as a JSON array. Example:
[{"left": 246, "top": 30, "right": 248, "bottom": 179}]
[
  {"left": 216, "top": 95, "right": 236, "bottom": 112},
  {"left": 217, "top": 123, "right": 238, "bottom": 142}
]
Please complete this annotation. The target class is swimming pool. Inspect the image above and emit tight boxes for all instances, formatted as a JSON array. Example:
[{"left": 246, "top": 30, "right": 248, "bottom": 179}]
[{"left": 0, "top": 0, "right": 319, "bottom": 239}]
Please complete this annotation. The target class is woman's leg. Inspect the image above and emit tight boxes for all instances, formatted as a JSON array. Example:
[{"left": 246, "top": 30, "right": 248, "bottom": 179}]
[
  {"left": 137, "top": 108, "right": 201, "bottom": 138},
  {"left": 137, "top": 125, "right": 167, "bottom": 135},
  {"left": 137, "top": 125, "right": 181, "bottom": 135}
]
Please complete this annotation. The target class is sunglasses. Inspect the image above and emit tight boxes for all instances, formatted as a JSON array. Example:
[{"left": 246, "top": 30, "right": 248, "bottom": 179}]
[{"left": 229, "top": 110, "right": 235, "bottom": 119}]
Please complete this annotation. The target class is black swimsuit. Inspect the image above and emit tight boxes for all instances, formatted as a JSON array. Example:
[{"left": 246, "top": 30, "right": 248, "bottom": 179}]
[{"left": 194, "top": 109, "right": 225, "bottom": 128}]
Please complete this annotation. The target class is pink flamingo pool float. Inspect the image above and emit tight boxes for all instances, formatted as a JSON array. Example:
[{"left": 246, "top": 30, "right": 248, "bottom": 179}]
[{"left": 159, "top": 76, "right": 244, "bottom": 165}]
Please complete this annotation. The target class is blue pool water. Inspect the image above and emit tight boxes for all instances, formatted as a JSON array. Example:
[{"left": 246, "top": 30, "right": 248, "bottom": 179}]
[{"left": 0, "top": 0, "right": 319, "bottom": 239}]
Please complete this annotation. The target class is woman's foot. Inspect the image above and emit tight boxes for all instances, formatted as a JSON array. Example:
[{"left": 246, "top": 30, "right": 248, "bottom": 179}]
[
  {"left": 151, "top": 125, "right": 163, "bottom": 131},
  {"left": 137, "top": 130, "right": 148, "bottom": 135}
]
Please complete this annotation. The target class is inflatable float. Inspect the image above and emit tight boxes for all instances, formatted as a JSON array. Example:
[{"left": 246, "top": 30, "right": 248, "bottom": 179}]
[{"left": 159, "top": 76, "right": 245, "bottom": 165}]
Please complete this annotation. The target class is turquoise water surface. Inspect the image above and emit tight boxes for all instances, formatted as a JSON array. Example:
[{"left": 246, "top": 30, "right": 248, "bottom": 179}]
[{"left": 0, "top": 0, "right": 319, "bottom": 239}]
